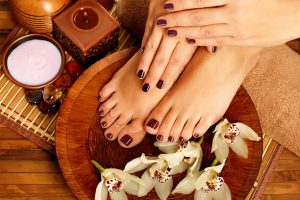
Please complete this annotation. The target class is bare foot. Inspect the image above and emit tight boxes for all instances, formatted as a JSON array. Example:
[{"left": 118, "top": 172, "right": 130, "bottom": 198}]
[{"left": 145, "top": 46, "right": 261, "bottom": 142}]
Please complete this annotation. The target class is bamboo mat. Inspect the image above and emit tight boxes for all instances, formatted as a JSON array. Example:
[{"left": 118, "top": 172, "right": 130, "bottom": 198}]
[{"left": 0, "top": 1, "right": 287, "bottom": 199}]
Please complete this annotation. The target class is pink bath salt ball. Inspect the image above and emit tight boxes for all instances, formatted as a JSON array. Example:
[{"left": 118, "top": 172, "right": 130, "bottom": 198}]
[{"left": 65, "top": 60, "right": 84, "bottom": 80}]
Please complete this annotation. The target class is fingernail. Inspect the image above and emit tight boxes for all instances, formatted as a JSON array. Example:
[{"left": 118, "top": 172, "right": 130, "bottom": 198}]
[
  {"left": 193, "top": 133, "right": 200, "bottom": 138},
  {"left": 157, "top": 135, "right": 163, "bottom": 141},
  {"left": 157, "top": 19, "right": 167, "bottom": 26},
  {"left": 212, "top": 46, "right": 217, "bottom": 53},
  {"left": 168, "top": 136, "right": 174, "bottom": 142},
  {"left": 101, "top": 121, "right": 107, "bottom": 128},
  {"left": 186, "top": 38, "right": 196, "bottom": 44},
  {"left": 140, "top": 47, "right": 144, "bottom": 53},
  {"left": 99, "top": 110, "right": 104, "bottom": 116},
  {"left": 142, "top": 83, "right": 150, "bottom": 92},
  {"left": 156, "top": 80, "right": 164, "bottom": 89},
  {"left": 106, "top": 133, "right": 113, "bottom": 140},
  {"left": 179, "top": 136, "right": 185, "bottom": 142},
  {"left": 167, "top": 30, "right": 177, "bottom": 37},
  {"left": 147, "top": 119, "right": 159, "bottom": 129},
  {"left": 120, "top": 134, "right": 133, "bottom": 146},
  {"left": 137, "top": 70, "right": 145, "bottom": 79},
  {"left": 164, "top": 3, "right": 174, "bottom": 11}
]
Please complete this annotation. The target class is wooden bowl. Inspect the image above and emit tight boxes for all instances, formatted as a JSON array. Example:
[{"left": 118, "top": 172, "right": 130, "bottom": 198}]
[
  {"left": 56, "top": 49, "right": 263, "bottom": 200},
  {"left": 2, "top": 34, "right": 66, "bottom": 89}
]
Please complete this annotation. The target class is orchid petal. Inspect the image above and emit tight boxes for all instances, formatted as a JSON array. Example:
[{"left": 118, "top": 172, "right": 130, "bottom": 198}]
[
  {"left": 183, "top": 142, "right": 201, "bottom": 158},
  {"left": 140, "top": 153, "right": 163, "bottom": 164},
  {"left": 214, "top": 138, "right": 229, "bottom": 163},
  {"left": 123, "top": 181, "right": 139, "bottom": 196},
  {"left": 204, "top": 162, "right": 226, "bottom": 174},
  {"left": 212, "top": 183, "right": 231, "bottom": 200},
  {"left": 189, "top": 151, "right": 203, "bottom": 174},
  {"left": 172, "top": 172, "right": 200, "bottom": 195},
  {"left": 138, "top": 170, "right": 156, "bottom": 197},
  {"left": 95, "top": 179, "right": 108, "bottom": 200},
  {"left": 154, "top": 142, "right": 179, "bottom": 153},
  {"left": 235, "top": 123, "right": 261, "bottom": 141},
  {"left": 124, "top": 157, "right": 150, "bottom": 173},
  {"left": 109, "top": 190, "right": 128, "bottom": 200},
  {"left": 213, "top": 119, "right": 229, "bottom": 133},
  {"left": 159, "top": 152, "right": 184, "bottom": 168},
  {"left": 195, "top": 171, "right": 209, "bottom": 190},
  {"left": 229, "top": 137, "right": 248, "bottom": 159},
  {"left": 194, "top": 189, "right": 213, "bottom": 200},
  {"left": 170, "top": 161, "right": 189, "bottom": 175},
  {"left": 155, "top": 177, "right": 173, "bottom": 200}
]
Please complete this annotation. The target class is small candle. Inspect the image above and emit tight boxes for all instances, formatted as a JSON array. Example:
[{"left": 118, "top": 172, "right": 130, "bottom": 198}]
[
  {"left": 73, "top": 8, "right": 99, "bottom": 30},
  {"left": 7, "top": 39, "right": 62, "bottom": 86}
]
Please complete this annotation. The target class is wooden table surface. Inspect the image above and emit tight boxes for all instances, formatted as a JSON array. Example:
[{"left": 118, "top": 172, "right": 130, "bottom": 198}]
[{"left": 0, "top": 123, "right": 299, "bottom": 200}]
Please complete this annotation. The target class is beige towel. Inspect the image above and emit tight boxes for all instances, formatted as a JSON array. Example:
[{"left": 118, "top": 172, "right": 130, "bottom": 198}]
[{"left": 243, "top": 45, "right": 300, "bottom": 156}]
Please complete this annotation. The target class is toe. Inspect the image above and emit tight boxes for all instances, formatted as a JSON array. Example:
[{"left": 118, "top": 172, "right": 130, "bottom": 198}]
[
  {"left": 180, "top": 117, "right": 200, "bottom": 141},
  {"left": 99, "top": 80, "right": 116, "bottom": 102},
  {"left": 100, "top": 106, "right": 121, "bottom": 128},
  {"left": 193, "top": 118, "right": 213, "bottom": 138},
  {"left": 168, "top": 116, "right": 188, "bottom": 142},
  {"left": 98, "top": 94, "right": 118, "bottom": 117},
  {"left": 156, "top": 109, "right": 178, "bottom": 142},
  {"left": 118, "top": 119, "right": 146, "bottom": 148},
  {"left": 104, "top": 121, "right": 126, "bottom": 141}
]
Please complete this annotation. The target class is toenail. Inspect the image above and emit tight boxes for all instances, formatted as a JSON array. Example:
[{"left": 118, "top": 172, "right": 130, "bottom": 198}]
[
  {"left": 120, "top": 134, "right": 133, "bottom": 146},
  {"left": 186, "top": 38, "right": 196, "bottom": 44},
  {"left": 156, "top": 135, "right": 163, "bottom": 141},
  {"left": 193, "top": 133, "right": 200, "bottom": 138},
  {"left": 156, "top": 80, "right": 164, "bottom": 89},
  {"left": 142, "top": 83, "right": 150, "bottom": 92},
  {"left": 157, "top": 19, "right": 167, "bottom": 26},
  {"left": 101, "top": 121, "right": 107, "bottom": 128},
  {"left": 99, "top": 110, "right": 104, "bottom": 116},
  {"left": 146, "top": 119, "right": 159, "bottom": 129},
  {"left": 106, "top": 133, "right": 113, "bottom": 140},
  {"left": 137, "top": 69, "right": 145, "bottom": 79},
  {"left": 168, "top": 136, "right": 174, "bottom": 142},
  {"left": 212, "top": 46, "right": 217, "bottom": 53},
  {"left": 140, "top": 47, "right": 144, "bottom": 53},
  {"left": 98, "top": 95, "right": 102, "bottom": 101},
  {"left": 179, "top": 136, "right": 185, "bottom": 142}
]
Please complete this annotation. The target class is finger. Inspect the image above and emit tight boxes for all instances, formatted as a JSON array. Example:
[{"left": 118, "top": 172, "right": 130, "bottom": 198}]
[
  {"left": 164, "top": 0, "right": 228, "bottom": 12},
  {"left": 157, "top": 8, "right": 227, "bottom": 28},
  {"left": 137, "top": 26, "right": 163, "bottom": 79},
  {"left": 160, "top": 42, "right": 197, "bottom": 88},
  {"left": 186, "top": 36, "right": 236, "bottom": 46},
  {"left": 142, "top": 35, "right": 178, "bottom": 92}
]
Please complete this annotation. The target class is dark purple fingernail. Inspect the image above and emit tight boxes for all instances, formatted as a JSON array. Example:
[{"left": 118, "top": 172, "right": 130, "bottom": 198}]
[
  {"left": 168, "top": 136, "right": 174, "bottom": 142},
  {"left": 157, "top": 19, "right": 167, "bottom": 26},
  {"left": 147, "top": 119, "right": 159, "bottom": 129},
  {"left": 164, "top": 3, "right": 174, "bottom": 11},
  {"left": 156, "top": 80, "right": 164, "bottom": 89},
  {"left": 212, "top": 46, "right": 217, "bottom": 53},
  {"left": 193, "top": 133, "right": 200, "bottom": 138},
  {"left": 142, "top": 83, "right": 150, "bottom": 92},
  {"left": 99, "top": 110, "right": 104, "bottom": 116},
  {"left": 137, "top": 70, "right": 145, "bottom": 79},
  {"left": 140, "top": 47, "right": 144, "bottom": 53},
  {"left": 101, "top": 121, "right": 107, "bottom": 127},
  {"left": 120, "top": 134, "right": 133, "bottom": 146},
  {"left": 179, "top": 136, "right": 185, "bottom": 142},
  {"left": 157, "top": 135, "right": 163, "bottom": 141},
  {"left": 187, "top": 38, "right": 196, "bottom": 44},
  {"left": 106, "top": 133, "right": 113, "bottom": 140},
  {"left": 167, "top": 30, "right": 177, "bottom": 37}
]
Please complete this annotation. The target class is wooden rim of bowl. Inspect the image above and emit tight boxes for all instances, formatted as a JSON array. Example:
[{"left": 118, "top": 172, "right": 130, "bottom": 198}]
[{"left": 2, "top": 33, "right": 66, "bottom": 89}]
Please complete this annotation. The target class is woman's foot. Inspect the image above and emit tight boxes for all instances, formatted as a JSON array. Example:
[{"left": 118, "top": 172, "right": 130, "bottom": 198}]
[
  {"left": 98, "top": 47, "right": 195, "bottom": 148},
  {"left": 145, "top": 46, "right": 261, "bottom": 142}
]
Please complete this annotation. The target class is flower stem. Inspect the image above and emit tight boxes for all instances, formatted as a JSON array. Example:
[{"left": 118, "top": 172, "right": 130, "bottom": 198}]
[
  {"left": 198, "top": 136, "right": 204, "bottom": 144},
  {"left": 91, "top": 160, "right": 105, "bottom": 172},
  {"left": 211, "top": 158, "right": 219, "bottom": 167}
]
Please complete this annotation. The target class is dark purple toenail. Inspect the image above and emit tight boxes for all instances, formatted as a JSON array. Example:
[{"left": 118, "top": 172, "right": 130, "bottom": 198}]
[
  {"left": 168, "top": 136, "right": 174, "bottom": 142},
  {"left": 157, "top": 19, "right": 167, "bottom": 26},
  {"left": 120, "top": 134, "right": 133, "bottom": 146},
  {"left": 193, "top": 133, "right": 200, "bottom": 138},
  {"left": 106, "top": 133, "right": 113, "bottom": 140},
  {"left": 101, "top": 121, "right": 107, "bottom": 127},
  {"left": 98, "top": 96, "right": 102, "bottom": 101},
  {"left": 167, "top": 30, "right": 177, "bottom": 37},
  {"left": 212, "top": 46, "right": 217, "bottom": 53},
  {"left": 156, "top": 80, "right": 164, "bottom": 89},
  {"left": 140, "top": 47, "right": 144, "bottom": 53},
  {"left": 186, "top": 38, "right": 196, "bottom": 44},
  {"left": 147, "top": 119, "right": 159, "bottom": 129},
  {"left": 99, "top": 110, "right": 104, "bottom": 116},
  {"left": 137, "top": 70, "right": 145, "bottom": 79},
  {"left": 179, "top": 136, "right": 185, "bottom": 142},
  {"left": 142, "top": 83, "right": 150, "bottom": 92},
  {"left": 157, "top": 135, "right": 163, "bottom": 141},
  {"left": 164, "top": 3, "right": 174, "bottom": 11}
]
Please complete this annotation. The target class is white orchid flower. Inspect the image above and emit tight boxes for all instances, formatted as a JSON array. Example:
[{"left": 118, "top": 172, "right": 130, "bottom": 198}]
[
  {"left": 212, "top": 118, "right": 261, "bottom": 162},
  {"left": 124, "top": 154, "right": 173, "bottom": 200},
  {"left": 92, "top": 161, "right": 145, "bottom": 200},
  {"left": 155, "top": 141, "right": 203, "bottom": 174},
  {"left": 194, "top": 162, "right": 231, "bottom": 200}
]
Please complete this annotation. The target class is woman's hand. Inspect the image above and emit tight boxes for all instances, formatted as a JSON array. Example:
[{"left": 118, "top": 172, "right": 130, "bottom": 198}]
[{"left": 158, "top": 0, "right": 300, "bottom": 47}]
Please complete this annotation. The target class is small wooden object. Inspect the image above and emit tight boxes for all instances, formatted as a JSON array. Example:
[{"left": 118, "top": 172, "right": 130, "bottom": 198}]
[{"left": 56, "top": 49, "right": 263, "bottom": 200}]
